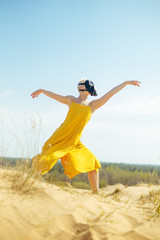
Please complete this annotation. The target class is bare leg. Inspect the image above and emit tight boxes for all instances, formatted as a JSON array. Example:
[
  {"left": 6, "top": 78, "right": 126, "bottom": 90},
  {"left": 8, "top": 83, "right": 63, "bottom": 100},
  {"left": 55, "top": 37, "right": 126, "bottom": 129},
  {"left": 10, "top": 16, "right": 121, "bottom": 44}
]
[{"left": 88, "top": 170, "right": 99, "bottom": 194}]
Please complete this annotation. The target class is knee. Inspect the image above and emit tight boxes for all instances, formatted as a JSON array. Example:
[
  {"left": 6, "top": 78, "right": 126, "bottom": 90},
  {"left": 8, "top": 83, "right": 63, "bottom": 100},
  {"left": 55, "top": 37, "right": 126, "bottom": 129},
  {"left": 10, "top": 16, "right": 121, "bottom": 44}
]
[{"left": 88, "top": 169, "right": 97, "bottom": 175}]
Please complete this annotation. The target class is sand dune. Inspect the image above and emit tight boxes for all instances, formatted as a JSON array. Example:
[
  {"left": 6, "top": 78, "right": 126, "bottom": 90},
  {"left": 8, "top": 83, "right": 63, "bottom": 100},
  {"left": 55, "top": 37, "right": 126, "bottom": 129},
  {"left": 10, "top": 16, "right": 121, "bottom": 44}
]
[{"left": 0, "top": 169, "right": 160, "bottom": 240}]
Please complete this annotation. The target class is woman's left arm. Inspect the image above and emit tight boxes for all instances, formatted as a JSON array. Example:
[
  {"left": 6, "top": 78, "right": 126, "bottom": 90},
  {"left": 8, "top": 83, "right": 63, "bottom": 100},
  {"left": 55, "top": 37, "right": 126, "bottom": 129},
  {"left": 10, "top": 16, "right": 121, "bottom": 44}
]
[{"left": 90, "top": 81, "right": 141, "bottom": 113}]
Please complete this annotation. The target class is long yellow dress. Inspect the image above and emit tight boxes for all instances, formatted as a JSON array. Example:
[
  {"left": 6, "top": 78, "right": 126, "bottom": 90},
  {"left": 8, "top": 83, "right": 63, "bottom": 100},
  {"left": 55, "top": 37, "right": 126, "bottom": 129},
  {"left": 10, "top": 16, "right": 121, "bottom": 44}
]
[{"left": 32, "top": 102, "right": 101, "bottom": 178}]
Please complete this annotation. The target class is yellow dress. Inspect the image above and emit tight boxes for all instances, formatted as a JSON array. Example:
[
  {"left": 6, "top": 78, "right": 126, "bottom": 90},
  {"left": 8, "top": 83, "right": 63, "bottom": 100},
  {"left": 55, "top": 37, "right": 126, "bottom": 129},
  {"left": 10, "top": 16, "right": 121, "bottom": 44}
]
[{"left": 32, "top": 102, "right": 101, "bottom": 178}]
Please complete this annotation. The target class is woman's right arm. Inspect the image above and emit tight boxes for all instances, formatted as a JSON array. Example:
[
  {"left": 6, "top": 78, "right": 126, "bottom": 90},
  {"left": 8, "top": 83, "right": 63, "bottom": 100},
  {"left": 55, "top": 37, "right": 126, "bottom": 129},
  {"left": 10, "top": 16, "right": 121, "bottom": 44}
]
[{"left": 31, "top": 89, "right": 74, "bottom": 106}]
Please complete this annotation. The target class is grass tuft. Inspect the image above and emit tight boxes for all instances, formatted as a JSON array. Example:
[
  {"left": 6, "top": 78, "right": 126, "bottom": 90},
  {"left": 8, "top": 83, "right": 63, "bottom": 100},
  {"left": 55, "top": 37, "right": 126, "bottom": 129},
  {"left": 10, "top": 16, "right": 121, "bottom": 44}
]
[
  {"left": 140, "top": 189, "right": 160, "bottom": 220},
  {"left": 0, "top": 158, "right": 42, "bottom": 195}
]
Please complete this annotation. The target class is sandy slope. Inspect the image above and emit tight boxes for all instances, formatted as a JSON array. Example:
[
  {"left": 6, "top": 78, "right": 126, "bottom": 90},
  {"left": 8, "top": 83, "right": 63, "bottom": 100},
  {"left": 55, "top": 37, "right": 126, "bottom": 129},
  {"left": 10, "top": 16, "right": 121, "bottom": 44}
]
[{"left": 0, "top": 169, "right": 160, "bottom": 240}]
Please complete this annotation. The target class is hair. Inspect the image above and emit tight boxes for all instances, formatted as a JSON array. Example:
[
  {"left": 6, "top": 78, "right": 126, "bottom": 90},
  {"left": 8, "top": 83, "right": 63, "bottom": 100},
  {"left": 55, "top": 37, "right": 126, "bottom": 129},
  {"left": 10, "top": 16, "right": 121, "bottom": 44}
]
[{"left": 78, "top": 78, "right": 87, "bottom": 85}]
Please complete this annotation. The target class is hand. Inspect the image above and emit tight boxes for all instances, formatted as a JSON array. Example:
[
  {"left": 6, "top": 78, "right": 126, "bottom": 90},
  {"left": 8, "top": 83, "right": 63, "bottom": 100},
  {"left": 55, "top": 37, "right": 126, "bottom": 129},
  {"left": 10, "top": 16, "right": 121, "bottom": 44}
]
[
  {"left": 127, "top": 80, "right": 141, "bottom": 87},
  {"left": 31, "top": 89, "right": 43, "bottom": 98}
]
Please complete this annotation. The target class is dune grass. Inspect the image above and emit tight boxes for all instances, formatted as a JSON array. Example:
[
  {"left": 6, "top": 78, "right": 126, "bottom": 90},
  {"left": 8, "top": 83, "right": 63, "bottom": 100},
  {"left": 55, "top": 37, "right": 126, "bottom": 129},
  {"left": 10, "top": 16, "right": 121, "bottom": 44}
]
[
  {"left": 140, "top": 188, "right": 160, "bottom": 220},
  {"left": 0, "top": 158, "right": 43, "bottom": 195},
  {"left": 0, "top": 111, "right": 45, "bottom": 195}
]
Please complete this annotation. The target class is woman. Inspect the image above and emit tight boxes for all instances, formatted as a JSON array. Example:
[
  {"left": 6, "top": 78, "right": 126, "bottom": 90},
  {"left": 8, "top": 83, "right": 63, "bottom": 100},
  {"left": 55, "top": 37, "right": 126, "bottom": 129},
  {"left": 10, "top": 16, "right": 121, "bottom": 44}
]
[{"left": 31, "top": 79, "right": 141, "bottom": 193}]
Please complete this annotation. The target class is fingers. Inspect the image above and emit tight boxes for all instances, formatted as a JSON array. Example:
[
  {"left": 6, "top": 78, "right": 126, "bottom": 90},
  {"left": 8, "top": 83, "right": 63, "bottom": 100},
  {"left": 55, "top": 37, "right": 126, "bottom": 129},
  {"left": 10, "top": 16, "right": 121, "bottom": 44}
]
[
  {"left": 31, "top": 93, "right": 35, "bottom": 98},
  {"left": 31, "top": 89, "right": 42, "bottom": 98},
  {"left": 31, "top": 92, "right": 39, "bottom": 98},
  {"left": 134, "top": 81, "right": 141, "bottom": 87},
  {"left": 129, "top": 80, "right": 141, "bottom": 87}
]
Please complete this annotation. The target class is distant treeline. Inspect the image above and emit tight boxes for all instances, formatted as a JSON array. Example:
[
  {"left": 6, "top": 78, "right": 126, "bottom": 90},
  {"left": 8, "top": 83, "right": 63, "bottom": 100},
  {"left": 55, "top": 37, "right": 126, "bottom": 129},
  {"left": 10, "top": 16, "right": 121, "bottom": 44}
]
[{"left": 1, "top": 157, "right": 160, "bottom": 189}]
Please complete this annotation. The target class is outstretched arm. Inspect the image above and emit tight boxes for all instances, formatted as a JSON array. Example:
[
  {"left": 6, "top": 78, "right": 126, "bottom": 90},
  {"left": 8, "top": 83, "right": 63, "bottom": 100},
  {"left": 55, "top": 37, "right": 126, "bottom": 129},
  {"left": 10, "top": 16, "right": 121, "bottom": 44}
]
[
  {"left": 90, "top": 81, "right": 141, "bottom": 113},
  {"left": 31, "top": 89, "right": 74, "bottom": 106}
]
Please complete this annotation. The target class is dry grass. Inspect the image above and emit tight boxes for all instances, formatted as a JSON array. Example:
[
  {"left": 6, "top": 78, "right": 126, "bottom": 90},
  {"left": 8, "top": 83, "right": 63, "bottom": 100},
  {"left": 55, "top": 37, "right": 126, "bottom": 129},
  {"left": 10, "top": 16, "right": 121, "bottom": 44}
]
[
  {"left": 0, "top": 111, "right": 45, "bottom": 195},
  {"left": 147, "top": 189, "right": 160, "bottom": 219},
  {"left": 0, "top": 159, "right": 43, "bottom": 195},
  {"left": 140, "top": 188, "right": 160, "bottom": 220}
]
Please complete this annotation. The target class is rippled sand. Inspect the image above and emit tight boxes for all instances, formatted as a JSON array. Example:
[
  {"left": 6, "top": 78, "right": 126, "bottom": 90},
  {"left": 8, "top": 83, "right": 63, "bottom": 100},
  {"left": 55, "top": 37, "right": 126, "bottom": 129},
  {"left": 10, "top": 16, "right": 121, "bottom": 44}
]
[{"left": 0, "top": 169, "right": 160, "bottom": 240}]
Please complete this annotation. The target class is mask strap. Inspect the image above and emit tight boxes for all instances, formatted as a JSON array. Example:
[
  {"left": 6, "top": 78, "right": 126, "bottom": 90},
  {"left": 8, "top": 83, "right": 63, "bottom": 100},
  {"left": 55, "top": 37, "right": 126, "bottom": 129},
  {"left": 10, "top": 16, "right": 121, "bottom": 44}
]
[{"left": 78, "top": 83, "right": 85, "bottom": 86}]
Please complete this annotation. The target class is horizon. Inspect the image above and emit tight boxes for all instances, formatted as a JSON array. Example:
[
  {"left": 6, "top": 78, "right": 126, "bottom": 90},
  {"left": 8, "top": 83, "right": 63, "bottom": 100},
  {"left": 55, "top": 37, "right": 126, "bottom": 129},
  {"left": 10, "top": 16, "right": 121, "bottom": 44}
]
[{"left": 2, "top": 157, "right": 160, "bottom": 167}]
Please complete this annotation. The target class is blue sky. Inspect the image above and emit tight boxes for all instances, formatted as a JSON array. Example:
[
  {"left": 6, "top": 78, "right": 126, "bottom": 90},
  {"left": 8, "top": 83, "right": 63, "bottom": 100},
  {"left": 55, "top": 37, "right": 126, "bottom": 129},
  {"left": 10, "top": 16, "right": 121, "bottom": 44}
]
[{"left": 0, "top": 0, "right": 160, "bottom": 165}]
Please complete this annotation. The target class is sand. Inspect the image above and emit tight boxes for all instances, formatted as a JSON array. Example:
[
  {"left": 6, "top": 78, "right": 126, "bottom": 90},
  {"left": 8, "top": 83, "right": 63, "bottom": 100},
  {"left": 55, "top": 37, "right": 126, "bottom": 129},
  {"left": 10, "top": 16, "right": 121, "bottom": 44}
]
[{"left": 0, "top": 169, "right": 160, "bottom": 240}]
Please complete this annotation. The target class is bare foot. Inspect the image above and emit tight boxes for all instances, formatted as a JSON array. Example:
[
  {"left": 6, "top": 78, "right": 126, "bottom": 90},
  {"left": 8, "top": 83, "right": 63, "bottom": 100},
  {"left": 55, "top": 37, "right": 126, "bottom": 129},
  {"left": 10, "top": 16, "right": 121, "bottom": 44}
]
[{"left": 92, "top": 189, "right": 99, "bottom": 194}]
